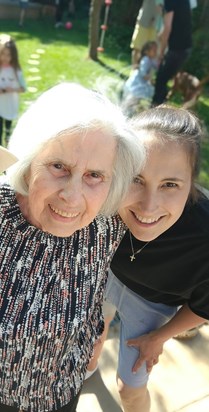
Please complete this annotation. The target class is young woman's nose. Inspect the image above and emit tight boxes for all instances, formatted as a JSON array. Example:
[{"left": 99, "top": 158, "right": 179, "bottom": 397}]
[{"left": 139, "top": 188, "right": 158, "bottom": 213}]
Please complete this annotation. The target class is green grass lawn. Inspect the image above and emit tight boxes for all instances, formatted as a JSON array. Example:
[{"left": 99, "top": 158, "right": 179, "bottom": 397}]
[{"left": 1, "top": 14, "right": 209, "bottom": 187}]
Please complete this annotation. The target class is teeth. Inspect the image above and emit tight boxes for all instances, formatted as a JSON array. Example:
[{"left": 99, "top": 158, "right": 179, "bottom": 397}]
[
  {"left": 135, "top": 214, "right": 159, "bottom": 224},
  {"left": 50, "top": 205, "right": 79, "bottom": 218}
]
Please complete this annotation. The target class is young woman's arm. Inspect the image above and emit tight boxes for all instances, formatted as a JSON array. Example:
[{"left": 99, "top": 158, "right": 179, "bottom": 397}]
[{"left": 158, "top": 11, "right": 173, "bottom": 61}]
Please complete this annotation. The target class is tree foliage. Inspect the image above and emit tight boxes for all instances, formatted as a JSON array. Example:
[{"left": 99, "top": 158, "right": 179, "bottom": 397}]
[{"left": 185, "top": 0, "right": 209, "bottom": 77}]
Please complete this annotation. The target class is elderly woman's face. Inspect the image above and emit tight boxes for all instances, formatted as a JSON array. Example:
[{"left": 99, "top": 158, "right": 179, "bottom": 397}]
[{"left": 21, "top": 130, "right": 116, "bottom": 237}]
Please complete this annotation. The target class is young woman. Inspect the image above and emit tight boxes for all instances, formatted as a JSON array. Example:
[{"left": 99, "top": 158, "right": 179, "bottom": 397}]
[{"left": 87, "top": 105, "right": 209, "bottom": 412}]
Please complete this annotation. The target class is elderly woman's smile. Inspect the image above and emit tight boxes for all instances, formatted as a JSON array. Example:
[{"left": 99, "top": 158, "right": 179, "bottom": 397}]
[
  {"left": 17, "top": 131, "right": 116, "bottom": 237},
  {"left": 49, "top": 205, "right": 79, "bottom": 218}
]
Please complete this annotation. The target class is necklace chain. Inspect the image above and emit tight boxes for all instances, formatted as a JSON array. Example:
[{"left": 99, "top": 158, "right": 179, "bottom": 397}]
[{"left": 129, "top": 231, "right": 150, "bottom": 262}]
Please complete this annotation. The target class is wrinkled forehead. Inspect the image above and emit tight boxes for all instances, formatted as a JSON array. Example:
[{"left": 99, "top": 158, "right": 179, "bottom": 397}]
[{"left": 32, "top": 128, "right": 117, "bottom": 166}]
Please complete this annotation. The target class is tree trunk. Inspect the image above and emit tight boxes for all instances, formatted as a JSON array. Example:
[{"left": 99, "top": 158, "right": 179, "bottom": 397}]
[
  {"left": 200, "top": 0, "right": 209, "bottom": 25},
  {"left": 88, "top": 0, "right": 104, "bottom": 60}
]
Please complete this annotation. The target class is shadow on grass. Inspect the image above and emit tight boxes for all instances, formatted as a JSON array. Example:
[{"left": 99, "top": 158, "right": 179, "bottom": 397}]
[
  {"left": 0, "top": 15, "right": 89, "bottom": 46},
  {"left": 1, "top": 14, "right": 132, "bottom": 68},
  {"left": 97, "top": 59, "right": 128, "bottom": 80}
]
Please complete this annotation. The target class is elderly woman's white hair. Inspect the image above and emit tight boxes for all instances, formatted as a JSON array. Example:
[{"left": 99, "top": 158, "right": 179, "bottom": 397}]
[{"left": 8, "top": 82, "right": 145, "bottom": 215}]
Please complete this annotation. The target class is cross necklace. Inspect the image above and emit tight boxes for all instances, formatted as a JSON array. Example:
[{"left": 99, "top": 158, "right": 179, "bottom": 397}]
[{"left": 129, "top": 230, "right": 150, "bottom": 262}]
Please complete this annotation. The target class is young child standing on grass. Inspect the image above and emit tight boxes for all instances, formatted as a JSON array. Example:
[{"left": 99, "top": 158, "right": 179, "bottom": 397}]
[
  {"left": 122, "top": 41, "right": 158, "bottom": 117},
  {"left": 0, "top": 34, "right": 26, "bottom": 146}
]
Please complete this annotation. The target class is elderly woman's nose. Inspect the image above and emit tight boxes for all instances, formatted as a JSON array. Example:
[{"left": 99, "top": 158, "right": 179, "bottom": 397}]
[{"left": 59, "top": 177, "right": 83, "bottom": 202}]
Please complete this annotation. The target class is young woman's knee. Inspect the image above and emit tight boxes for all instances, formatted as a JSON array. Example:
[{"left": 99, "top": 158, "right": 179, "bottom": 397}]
[
  {"left": 117, "top": 376, "right": 151, "bottom": 411},
  {"left": 117, "top": 375, "right": 148, "bottom": 399}
]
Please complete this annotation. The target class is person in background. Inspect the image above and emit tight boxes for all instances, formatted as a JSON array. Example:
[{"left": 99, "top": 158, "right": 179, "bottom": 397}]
[
  {"left": 189, "top": 0, "right": 197, "bottom": 9},
  {"left": 122, "top": 41, "right": 158, "bottom": 117},
  {"left": 54, "top": 0, "right": 66, "bottom": 28},
  {"left": 0, "top": 34, "right": 26, "bottom": 146},
  {"left": 0, "top": 82, "right": 144, "bottom": 412},
  {"left": 68, "top": 0, "right": 75, "bottom": 18},
  {"left": 152, "top": 0, "right": 192, "bottom": 105},
  {"left": 19, "top": 0, "right": 29, "bottom": 26},
  {"left": 86, "top": 105, "right": 209, "bottom": 412},
  {"left": 130, "top": 0, "right": 163, "bottom": 69}
]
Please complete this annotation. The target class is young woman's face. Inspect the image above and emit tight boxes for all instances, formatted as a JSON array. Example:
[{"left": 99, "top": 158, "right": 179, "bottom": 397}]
[
  {"left": 119, "top": 133, "right": 192, "bottom": 242},
  {"left": 18, "top": 130, "right": 116, "bottom": 237},
  {"left": 0, "top": 48, "right": 12, "bottom": 65}
]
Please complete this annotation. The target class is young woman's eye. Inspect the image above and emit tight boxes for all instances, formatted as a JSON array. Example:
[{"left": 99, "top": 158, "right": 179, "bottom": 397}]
[{"left": 163, "top": 182, "right": 178, "bottom": 188}]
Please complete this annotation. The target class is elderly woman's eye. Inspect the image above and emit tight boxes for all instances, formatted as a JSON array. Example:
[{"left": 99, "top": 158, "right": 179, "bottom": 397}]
[
  {"left": 90, "top": 172, "right": 101, "bottom": 179},
  {"left": 53, "top": 163, "right": 63, "bottom": 169},
  {"left": 48, "top": 163, "right": 69, "bottom": 175},
  {"left": 84, "top": 171, "right": 104, "bottom": 185},
  {"left": 52, "top": 163, "right": 68, "bottom": 172},
  {"left": 133, "top": 176, "right": 142, "bottom": 184}
]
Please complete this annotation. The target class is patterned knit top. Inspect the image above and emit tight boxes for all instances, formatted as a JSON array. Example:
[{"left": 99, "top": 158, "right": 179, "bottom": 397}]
[{"left": 0, "top": 185, "right": 125, "bottom": 411}]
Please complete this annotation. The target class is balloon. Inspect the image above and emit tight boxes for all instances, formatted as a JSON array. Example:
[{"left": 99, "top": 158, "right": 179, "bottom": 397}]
[{"left": 65, "top": 21, "right": 73, "bottom": 30}]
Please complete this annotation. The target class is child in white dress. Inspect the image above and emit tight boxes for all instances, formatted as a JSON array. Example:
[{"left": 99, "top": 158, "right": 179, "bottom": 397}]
[{"left": 0, "top": 34, "right": 26, "bottom": 145}]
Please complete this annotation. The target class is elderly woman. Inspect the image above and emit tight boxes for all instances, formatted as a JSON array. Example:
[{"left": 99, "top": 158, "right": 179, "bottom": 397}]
[{"left": 0, "top": 82, "right": 145, "bottom": 412}]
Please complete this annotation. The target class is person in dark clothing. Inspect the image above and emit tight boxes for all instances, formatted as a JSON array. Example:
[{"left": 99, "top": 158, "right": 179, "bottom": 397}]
[
  {"left": 54, "top": 0, "right": 65, "bottom": 27},
  {"left": 86, "top": 105, "right": 209, "bottom": 412},
  {"left": 152, "top": 0, "right": 192, "bottom": 105}
]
